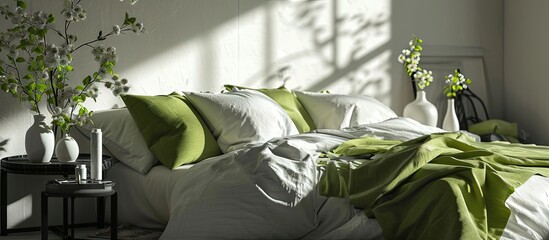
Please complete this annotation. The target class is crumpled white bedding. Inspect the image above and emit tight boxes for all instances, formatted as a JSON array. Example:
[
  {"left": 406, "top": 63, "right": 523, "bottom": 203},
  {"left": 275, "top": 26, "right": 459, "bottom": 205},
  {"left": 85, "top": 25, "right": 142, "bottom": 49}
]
[{"left": 106, "top": 117, "right": 549, "bottom": 239}]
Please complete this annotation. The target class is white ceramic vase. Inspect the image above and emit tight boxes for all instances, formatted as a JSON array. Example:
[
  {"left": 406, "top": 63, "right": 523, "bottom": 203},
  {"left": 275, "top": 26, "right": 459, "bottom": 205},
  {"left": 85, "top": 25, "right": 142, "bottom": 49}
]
[
  {"left": 442, "top": 98, "right": 460, "bottom": 131},
  {"left": 55, "top": 133, "right": 79, "bottom": 162},
  {"left": 403, "top": 91, "right": 438, "bottom": 127},
  {"left": 25, "top": 114, "right": 55, "bottom": 163}
]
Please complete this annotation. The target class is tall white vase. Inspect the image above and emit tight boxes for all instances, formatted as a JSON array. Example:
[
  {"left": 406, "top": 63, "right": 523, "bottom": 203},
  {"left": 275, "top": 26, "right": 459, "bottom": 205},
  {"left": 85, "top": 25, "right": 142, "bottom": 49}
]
[
  {"left": 55, "top": 133, "right": 80, "bottom": 162},
  {"left": 25, "top": 114, "right": 55, "bottom": 163},
  {"left": 442, "top": 98, "right": 460, "bottom": 131},
  {"left": 403, "top": 91, "right": 438, "bottom": 127}
]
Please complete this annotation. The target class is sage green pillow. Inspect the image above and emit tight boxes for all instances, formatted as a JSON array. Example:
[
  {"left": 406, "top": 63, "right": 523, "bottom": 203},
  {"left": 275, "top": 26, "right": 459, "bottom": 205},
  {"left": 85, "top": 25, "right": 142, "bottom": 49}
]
[
  {"left": 224, "top": 85, "right": 316, "bottom": 133},
  {"left": 122, "top": 93, "right": 222, "bottom": 169}
]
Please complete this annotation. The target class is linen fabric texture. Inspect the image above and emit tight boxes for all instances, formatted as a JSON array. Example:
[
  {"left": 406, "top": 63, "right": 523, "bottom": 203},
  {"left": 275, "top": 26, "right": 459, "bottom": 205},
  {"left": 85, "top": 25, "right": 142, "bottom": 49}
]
[
  {"left": 223, "top": 85, "right": 316, "bottom": 133},
  {"left": 184, "top": 89, "right": 299, "bottom": 153},
  {"left": 294, "top": 91, "right": 398, "bottom": 130}
]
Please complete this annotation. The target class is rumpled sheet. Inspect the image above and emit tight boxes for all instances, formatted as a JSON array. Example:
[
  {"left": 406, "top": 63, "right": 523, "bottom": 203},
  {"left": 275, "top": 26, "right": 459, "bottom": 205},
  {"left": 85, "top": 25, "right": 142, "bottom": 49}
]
[
  {"left": 320, "top": 131, "right": 549, "bottom": 239},
  {"left": 159, "top": 118, "right": 445, "bottom": 239},
  {"left": 111, "top": 117, "right": 548, "bottom": 239}
]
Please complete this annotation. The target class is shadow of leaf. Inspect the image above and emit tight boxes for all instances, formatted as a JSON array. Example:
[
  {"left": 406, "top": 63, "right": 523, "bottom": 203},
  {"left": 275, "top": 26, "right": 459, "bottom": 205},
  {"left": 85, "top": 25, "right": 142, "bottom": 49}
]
[{"left": 0, "top": 139, "right": 8, "bottom": 152}]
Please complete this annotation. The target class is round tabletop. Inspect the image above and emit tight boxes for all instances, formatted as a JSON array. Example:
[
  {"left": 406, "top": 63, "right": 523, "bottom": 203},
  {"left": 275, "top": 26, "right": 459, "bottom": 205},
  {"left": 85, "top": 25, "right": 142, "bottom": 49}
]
[{"left": 1, "top": 154, "right": 112, "bottom": 176}]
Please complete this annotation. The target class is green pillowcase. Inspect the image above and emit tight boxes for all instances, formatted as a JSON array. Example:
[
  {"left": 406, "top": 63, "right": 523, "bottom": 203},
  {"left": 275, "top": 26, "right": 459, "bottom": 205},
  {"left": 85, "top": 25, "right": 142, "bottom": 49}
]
[
  {"left": 224, "top": 85, "right": 316, "bottom": 133},
  {"left": 122, "top": 93, "right": 222, "bottom": 169}
]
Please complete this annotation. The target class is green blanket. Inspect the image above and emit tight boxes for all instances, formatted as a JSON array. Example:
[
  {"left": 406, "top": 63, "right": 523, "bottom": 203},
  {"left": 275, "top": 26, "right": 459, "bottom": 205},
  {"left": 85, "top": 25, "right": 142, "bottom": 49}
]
[{"left": 319, "top": 132, "right": 549, "bottom": 239}]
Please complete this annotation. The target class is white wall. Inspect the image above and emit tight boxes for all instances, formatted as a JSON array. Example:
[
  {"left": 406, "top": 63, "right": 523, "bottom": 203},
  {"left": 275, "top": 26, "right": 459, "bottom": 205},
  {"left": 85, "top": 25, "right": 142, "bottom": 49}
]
[
  {"left": 504, "top": 0, "right": 549, "bottom": 145},
  {"left": 0, "top": 0, "right": 503, "bottom": 229}
]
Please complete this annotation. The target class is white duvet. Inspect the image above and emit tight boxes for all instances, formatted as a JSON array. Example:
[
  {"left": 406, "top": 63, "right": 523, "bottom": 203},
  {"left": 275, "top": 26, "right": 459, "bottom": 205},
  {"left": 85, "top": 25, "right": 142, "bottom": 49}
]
[{"left": 107, "top": 118, "right": 549, "bottom": 239}]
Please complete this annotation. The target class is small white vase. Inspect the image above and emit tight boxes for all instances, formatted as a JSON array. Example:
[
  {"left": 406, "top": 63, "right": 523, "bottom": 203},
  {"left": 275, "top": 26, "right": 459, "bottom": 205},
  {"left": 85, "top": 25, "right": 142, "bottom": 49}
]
[
  {"left": 442, "top": 98, "right": 460, "bottom": 131},
  {"left": 403, "top": 91, "right": 438, "bottom": 127},
  {"left": 25, "top": 114, "right": 55, "bottom": 163},
  {"left": 55, "top": 133, "right": 79, "bottom": 162}
]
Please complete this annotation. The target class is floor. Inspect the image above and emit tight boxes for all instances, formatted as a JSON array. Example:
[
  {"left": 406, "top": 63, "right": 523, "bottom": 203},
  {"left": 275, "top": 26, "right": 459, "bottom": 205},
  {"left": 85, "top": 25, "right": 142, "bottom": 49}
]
[{"left": 3, "top": 228, "right": 102, "bottom": 240}]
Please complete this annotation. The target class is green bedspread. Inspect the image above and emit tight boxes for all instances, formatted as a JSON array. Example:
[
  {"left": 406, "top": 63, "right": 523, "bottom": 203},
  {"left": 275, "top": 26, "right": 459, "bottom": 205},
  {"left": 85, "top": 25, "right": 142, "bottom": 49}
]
[{"left": 319, "top": 132, "right": 549, "bottom": 239}]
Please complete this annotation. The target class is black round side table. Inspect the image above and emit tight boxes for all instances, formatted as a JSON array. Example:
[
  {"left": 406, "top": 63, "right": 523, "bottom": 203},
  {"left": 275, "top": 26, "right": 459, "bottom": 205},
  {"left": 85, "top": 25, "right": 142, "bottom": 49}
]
[
  {"left": 41, "top": 181, "right": 117, "bottom": 240},
  {"left": 0, "top": 154, "right": 112, "bottom": 236}
]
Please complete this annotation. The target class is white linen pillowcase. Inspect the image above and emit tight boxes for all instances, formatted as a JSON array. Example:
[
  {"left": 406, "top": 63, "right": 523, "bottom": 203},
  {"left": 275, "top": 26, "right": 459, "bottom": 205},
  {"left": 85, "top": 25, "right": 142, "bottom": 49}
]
[
  {"left": 294, "top": 91, "right": 398, "bottom": 130},
  {"left": 184, "top": 90, "right": 299, "bottom": 153},
  {"left": 76, "top": 108, "right": 157, "bottom": 174}
]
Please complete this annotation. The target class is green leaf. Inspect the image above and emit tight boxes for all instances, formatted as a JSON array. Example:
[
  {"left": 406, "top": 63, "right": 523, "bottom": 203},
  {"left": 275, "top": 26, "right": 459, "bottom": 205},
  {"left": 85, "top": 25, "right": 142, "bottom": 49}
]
[
  {"left": 27, "top": 27, "right": 36, "bottom": 34},
  {"left": 16, "top": 57, "right": 25, "bottom": 63},
  {"left": 37, "top": 29, "right": 48, "bottom": 37},
  {"left": 47, "top": 14, "right": 55, "bottom": 24},
  {"left": 36, "top": 83, "right": 47, "bottom": 92},
  {"left": 79, "top": 106, "right": 88, "bottom": 115},
  {"left": 83, "top": 76, "right": 91, "bottom": 85},
  {"left": 26, "top": 82, "right": 36, "bottom": 91},
  {"left": 17, "top": 1, "right": 26, "bottom": 9},
  {"left": 23, "top": 74, "right": 33, "bottom": 80}
]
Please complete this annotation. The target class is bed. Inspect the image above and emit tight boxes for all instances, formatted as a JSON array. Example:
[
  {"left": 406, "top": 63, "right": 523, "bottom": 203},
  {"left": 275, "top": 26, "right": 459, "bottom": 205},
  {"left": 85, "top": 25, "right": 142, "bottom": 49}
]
[{"left": 76, "top": 86, "right": 549, "bottom": 239}]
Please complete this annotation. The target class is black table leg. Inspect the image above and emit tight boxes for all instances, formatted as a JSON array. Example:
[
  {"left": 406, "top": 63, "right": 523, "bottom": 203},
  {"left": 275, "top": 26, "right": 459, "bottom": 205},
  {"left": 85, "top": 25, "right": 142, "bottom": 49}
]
[
  {"left": 111, "top": 193, "right": 117, "bottom": 240},
  {"left": 71, "top": 197, "right": 75, "bottom": 239},
  {"left": 41, "top": 192, "right": 47, "bottom": 240},
  {"left": 97, "top": 196, "right": 105, "bottom": 228},
  {"left": 63, "top": 197, "right": 68, "bottom": 238},
  {"left": 1, "top": 169, "right": 7, "bottom": 236}
]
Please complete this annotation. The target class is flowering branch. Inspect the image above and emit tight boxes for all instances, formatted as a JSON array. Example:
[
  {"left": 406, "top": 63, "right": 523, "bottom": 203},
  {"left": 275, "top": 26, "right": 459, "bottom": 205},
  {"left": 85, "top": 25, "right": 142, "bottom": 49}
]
[
  {"left": 444, "top": 69, "right": 472, "bottom": 98},
  {"left": 0, "top": 0, "right": 144, "bottom": 134},
  {"left": 397, "top": 36, "right": 434, "bottom": 90}
]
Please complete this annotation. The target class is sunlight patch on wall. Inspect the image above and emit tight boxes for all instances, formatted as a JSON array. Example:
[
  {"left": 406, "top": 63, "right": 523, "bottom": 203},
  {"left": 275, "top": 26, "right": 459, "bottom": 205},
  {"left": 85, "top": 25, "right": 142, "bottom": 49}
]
[
  {"left": 81, "top": 0, "right": 393, "bottom": 111},
  {"left": 232, "top": 0, "right": 393, "bottom": 102},
  {"left": 7, "top": 194, "right": 33, "bottom": 228}
]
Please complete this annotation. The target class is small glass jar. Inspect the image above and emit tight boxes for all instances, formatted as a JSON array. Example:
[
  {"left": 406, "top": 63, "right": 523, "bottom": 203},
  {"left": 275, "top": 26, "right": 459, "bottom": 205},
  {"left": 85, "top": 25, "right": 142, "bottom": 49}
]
[{"left": 75, "top": 164, "right": 87, "bottom": 184}]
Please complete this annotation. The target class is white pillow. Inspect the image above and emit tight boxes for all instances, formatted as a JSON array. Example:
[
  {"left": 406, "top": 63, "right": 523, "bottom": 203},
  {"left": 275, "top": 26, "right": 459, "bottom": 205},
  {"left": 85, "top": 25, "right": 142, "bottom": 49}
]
[
  {"left": 76, "top": 108, "right": 156, "bottom": 174},
  {"left": 294, "top": 91, "right": 397, "bottom": 130},
  {"left": 184, "top": 90, "right": 299, "bottom": 153}
]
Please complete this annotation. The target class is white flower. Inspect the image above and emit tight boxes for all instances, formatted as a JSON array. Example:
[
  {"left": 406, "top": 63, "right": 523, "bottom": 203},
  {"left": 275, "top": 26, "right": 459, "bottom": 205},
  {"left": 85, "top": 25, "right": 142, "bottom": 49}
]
[
  {"left": 86, "top": 85, "right": 99, "bottom": 98},
  {"left": 402, "top": 49, "right": 411, "bottom": 56},
  {"left": 62, "top": 9, "right": 74, "bottom": 21},
  {"left": 397, "top": 54, "right": 406, "bottom": 63},
  {"left": 407, "top": 64, "right": 418, "bottom": 73},
  {"left": 132, "top": 22, "right": 145, "bottom": 34},
  {"left": 74, "top": 5, "right": 83, "bottom": 13},
  {"left": 113, "top": 25, "right": 121, "bottom": 35}
]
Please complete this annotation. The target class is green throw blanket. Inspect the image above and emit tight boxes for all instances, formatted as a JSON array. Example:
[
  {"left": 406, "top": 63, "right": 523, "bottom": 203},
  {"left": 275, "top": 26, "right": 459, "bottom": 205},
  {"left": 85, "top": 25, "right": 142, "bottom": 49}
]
[{"left": 319, "top": 132, "right": 549, "bottom": 239}]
